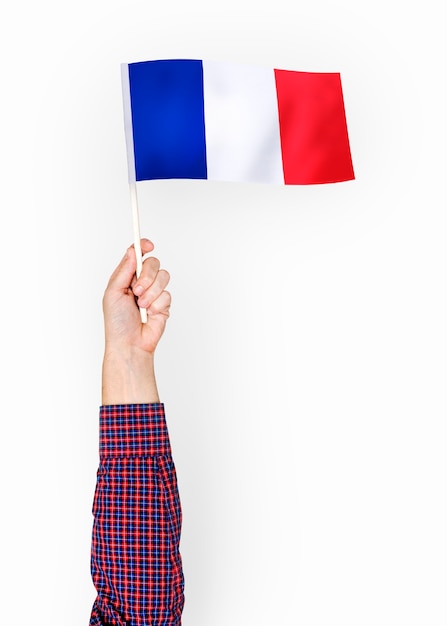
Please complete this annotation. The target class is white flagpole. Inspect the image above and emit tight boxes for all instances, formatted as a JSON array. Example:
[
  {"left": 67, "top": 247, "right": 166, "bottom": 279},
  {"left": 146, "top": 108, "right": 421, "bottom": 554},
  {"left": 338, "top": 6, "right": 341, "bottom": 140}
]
[
  {"left": 129, "top": 181, "right": 147, "bottom": 323},
  {"left": 122, "top": 62, "right": 147, "bottom": 323}
]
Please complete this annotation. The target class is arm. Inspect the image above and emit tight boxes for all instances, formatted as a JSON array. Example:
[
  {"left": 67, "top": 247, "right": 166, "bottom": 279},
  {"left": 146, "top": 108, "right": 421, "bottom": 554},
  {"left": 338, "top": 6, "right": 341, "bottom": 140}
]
[{"left": 90, "top": 240, "right": 184, "bottom": 626}]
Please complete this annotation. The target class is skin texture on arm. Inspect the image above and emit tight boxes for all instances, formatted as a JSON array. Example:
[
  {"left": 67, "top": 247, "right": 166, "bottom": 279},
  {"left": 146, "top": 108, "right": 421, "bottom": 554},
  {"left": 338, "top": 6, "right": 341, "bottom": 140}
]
[{"left": 101, "top": 238, "right": 171, "bottom": 404}]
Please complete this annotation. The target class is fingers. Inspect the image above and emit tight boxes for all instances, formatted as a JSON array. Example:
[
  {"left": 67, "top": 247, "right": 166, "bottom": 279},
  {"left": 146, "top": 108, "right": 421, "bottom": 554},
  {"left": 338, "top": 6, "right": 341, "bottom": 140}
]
[
  {"left": 134, "top": 261, "right": 170, "bottom": 309},
  {"left": 105, "top": 240, "right": 170, "bottom": 319},
  {"left": 107, "top": 239, "right": 155, "bottom": 292},
  {"left": 134, "top": 265, "right": 171, "bottom": 310},
  {"left": 133, "top": 256, "right": 160, "bottom": 297},
  {"left": 147, "top": 289, "right": 171, "bottom": 317}
]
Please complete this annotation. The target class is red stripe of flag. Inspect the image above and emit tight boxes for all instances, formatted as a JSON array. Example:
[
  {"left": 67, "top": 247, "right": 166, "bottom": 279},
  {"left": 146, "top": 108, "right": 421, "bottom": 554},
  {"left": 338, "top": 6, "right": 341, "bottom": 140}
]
[{"left": 274, "top": 70, "right": 354, "bottom": 184}]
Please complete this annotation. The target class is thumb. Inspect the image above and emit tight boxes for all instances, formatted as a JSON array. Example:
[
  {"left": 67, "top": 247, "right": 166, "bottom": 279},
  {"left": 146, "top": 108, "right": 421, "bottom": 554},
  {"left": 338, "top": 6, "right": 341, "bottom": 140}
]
[
  {"left": 106, "top": 246, "right": 138, "bottom": 293},
  {"left": 106, "top": 240, "right": 155, "bottom": 293}
]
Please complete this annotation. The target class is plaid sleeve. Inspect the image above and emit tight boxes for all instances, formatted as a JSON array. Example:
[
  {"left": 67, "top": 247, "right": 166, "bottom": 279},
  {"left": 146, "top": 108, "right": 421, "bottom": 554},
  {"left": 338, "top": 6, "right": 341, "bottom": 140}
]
[{"left": 90, "top": 404, "right": 184, "bottom": 626}]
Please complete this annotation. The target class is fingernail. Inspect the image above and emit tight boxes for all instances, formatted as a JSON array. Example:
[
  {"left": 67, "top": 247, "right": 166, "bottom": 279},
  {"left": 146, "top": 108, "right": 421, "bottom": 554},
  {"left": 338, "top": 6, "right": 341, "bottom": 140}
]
[{"left": 134, "top": 285, "right": 143, "bottom": 296}]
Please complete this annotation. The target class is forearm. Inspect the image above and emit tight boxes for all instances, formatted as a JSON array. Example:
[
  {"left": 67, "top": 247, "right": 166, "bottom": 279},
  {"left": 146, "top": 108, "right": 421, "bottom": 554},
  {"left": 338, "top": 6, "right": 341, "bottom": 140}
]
[{"left": 102, "top": 347, "right": 159, "bottom": 405}]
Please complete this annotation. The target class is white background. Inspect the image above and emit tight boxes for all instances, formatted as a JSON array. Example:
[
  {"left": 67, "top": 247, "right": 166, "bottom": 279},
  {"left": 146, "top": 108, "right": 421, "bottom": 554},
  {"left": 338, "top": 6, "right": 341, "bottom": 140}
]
[{"left": 1, "top": 1, "right": 446, "bottom": 624}]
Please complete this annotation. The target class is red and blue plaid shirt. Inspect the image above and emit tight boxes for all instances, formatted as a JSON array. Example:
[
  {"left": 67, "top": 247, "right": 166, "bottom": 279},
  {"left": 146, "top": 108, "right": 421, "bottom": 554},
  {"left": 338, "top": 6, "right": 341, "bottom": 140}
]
[{"left": 90, "top": 404, "right": 184, "bottom": 625}]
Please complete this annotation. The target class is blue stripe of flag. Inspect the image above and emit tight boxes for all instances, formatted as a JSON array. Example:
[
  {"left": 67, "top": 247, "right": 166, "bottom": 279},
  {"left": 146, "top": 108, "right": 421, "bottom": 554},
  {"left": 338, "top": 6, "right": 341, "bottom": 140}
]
[{"left": 128, "top": 59, "right": 208, "bottom": 181}]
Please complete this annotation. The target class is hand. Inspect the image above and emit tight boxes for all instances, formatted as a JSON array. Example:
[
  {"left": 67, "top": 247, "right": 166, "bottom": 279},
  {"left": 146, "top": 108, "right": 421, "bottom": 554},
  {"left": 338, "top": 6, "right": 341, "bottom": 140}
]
[
  {"left": 103, "top": 239, "right": 171, "bottom": 355},
  {"left": 101, "top": 239, "right": 171, "bottom": 405}
]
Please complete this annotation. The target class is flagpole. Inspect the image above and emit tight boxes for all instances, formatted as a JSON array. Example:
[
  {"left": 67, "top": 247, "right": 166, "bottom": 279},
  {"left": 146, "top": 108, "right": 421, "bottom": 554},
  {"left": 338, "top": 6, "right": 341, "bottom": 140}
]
[
  {"left": 121, "top": 63, "right": 147, "bottom": 323},
  {"left": 129, "top": 181, "right": 148, "bottom": 323}
]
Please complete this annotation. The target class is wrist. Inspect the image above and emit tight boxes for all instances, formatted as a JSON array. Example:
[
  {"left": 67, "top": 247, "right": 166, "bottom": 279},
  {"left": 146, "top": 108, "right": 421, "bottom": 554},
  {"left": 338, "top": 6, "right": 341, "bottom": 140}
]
[{"left": 102, "top": 346, "right": 159, "bottom": 405}]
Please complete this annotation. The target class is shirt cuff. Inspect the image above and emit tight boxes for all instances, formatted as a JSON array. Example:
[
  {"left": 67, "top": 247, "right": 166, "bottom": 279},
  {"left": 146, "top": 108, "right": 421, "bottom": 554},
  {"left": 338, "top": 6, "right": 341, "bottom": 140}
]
[{"left": 99, "top": 403, "right": 172, "bottom": 458}]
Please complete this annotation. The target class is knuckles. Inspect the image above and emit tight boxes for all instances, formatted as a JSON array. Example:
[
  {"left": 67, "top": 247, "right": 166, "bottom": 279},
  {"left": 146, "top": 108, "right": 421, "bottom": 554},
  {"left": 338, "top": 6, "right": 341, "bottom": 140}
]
[{"left": 143, "top": 256, "right": 160, "bottom": 272}]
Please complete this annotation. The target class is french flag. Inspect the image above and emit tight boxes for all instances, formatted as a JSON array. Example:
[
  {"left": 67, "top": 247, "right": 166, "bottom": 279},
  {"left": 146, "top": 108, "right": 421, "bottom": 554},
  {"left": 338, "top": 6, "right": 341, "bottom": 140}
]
[{"left": 121, "top": 59, "right": 354, "bottom": 186}]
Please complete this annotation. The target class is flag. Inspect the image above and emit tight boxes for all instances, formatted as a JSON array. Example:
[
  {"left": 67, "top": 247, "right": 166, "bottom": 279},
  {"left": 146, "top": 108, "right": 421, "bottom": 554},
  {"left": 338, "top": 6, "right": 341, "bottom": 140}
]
[{"left": 121, "top": 59, "right": 354, "bottom": 185}]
